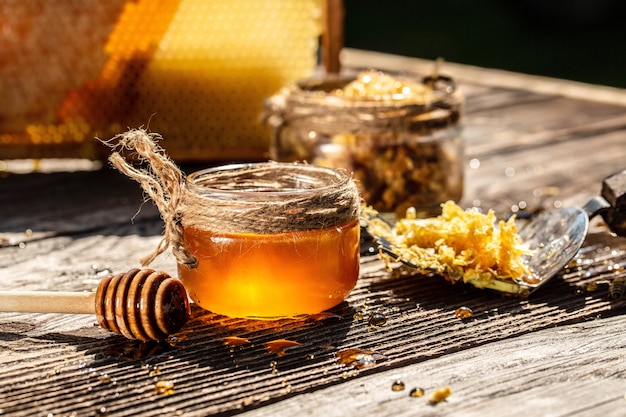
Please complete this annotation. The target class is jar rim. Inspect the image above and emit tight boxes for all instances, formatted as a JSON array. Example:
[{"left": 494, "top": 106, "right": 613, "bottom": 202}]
[
  {"left": 287, "top": 73, "right": 459, "bottom": 108},
  {"left": 186, "top": 162, "right": 350, "bottom": 199},
  {"left": 263, "top": 73, "right": 463, "bottom": 135},
  {"left": 182, "top": 162, "right": 360, "bottom": 235}
]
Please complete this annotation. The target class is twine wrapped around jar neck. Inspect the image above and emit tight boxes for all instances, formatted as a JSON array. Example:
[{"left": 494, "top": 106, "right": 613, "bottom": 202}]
[
  {"left": 103, "top": 129, "right": 360, "bottom": 269},
  {"left": 181, "top": 163, "right": 360, "bottom": 235}
]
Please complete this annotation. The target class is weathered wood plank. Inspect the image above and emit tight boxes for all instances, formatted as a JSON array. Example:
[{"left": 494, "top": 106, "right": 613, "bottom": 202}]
[
  {"left": 2, "top": 51, "right": 626, "bottom": 416},
  {"left": 464, "top": 96, "right": 626, "bottom": 158},
  {"left": 238, "top": 314, "right": 626, "bottom": 417},
  {"left": 1, "top": 229, "right": 625, "bottom": 416},
  {"left": 463, "top": 129, "right": 626, "bottom": 214},
  {"left": 342, "top": 48, "right": 626, "bottom": 106},
  {"left": 0, "top": 220, "right": 170, "bottom": 292},
  {"left": 0, "top": 167, "right": 160, "bottom": 246}
]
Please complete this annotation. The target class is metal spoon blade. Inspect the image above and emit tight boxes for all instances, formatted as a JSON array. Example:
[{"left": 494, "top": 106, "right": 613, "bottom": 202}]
[
  {"left": 517, "top": 207, "right": 588, "bottom": 293},
  {"left": 364, "top": 206, "right": 589, "bottom": 297}
]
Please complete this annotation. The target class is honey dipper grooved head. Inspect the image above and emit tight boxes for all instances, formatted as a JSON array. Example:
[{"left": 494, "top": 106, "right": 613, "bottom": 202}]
[{"left": 95, "top": 269, "right": 190, "bottom": 341}]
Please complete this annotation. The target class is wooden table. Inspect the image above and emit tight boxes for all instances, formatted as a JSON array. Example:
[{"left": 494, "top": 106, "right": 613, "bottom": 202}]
[{"left": 2, "top": 49, "right": 626, "bottom": 417}]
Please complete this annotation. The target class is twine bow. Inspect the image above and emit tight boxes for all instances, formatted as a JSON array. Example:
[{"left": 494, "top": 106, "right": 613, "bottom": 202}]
[
  {"left": 103, "top": 128, "right": 361, "bottom": 270},
  {"left": 102, "top": 129, "right": 197, "bottom": 268}
]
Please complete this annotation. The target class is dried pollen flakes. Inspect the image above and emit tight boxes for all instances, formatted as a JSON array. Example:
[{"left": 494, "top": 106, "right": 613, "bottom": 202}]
[
  {"left": 154, "top": 379, "right": 175, "bottom": 395},
  {"left": 428, "top": 386, "right": 451, "bottom": 404},
  {"left": 366, "top": 201, "right": 531, "bottom": 287}
]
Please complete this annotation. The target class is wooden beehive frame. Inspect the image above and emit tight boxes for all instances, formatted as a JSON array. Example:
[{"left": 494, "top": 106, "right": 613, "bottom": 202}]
[{"left": 0, "top": 0, "right": 345, "bottom": 162}]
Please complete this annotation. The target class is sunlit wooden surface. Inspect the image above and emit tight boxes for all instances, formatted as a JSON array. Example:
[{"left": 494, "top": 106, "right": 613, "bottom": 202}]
[{"left": 2, "top": 50, "right": 626, "bottom": 416}]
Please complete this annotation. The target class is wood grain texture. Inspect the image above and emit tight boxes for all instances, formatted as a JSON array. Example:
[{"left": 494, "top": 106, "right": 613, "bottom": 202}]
[
  {"left": 0, "top": 290, "right": 95, "bottom": 314},
  {"left": 1, "top": 51, "right": 626, "bottom": 416},
  {"left": 239, "top": 314, "right": 626, "bottom": 417},
  {"left": 1, "top": 235, "right": 625, "bottom": 416},
  {"left": 342, "top": 48, "right": 626, "bottom": 106},
  {"left": 322, "top": 0, "right": 344, "bottom": 74}
]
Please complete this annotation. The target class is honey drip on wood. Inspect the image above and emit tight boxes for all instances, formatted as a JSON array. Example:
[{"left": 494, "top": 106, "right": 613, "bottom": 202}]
[
  {"left": 265, "top": 339, "right": 303, "bottom": 357},
  {"left": 335, "top": 348, "right": 385, "bottom": 369}
]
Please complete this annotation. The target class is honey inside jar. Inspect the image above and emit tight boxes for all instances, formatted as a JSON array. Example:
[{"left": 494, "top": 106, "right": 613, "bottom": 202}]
[
  {"left": 177, "top": 162, "right": 361, "bottom": 319},
  {"left": 179, "top": 219, "right": 359, "bottom": 318}
]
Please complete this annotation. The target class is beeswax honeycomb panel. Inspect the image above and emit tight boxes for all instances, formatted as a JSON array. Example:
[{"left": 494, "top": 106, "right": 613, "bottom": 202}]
[{"left": 0, "top": 0, "right": 323, "bottom": 162}]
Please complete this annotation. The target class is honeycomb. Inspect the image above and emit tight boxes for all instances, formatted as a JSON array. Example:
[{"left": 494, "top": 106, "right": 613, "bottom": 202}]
[{"left": 0, "top": 0, "right": 323, "bottom": 161}]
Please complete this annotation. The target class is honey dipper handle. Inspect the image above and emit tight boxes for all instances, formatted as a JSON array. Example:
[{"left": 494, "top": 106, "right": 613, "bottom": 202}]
[{"left": 0, "top": 291, "right": 96, "bottom": 314}]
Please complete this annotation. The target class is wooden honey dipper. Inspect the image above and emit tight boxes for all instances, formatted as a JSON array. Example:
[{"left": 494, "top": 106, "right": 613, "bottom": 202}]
[{"left": 0, "top": 269, "right": 190, "bottom": 341}]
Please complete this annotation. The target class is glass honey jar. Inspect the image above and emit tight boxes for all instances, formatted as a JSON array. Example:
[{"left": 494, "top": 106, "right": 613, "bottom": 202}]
[
  {"left": 177, "top": 162, "right": 361, "bottom": 319},
  {"left": 264, "top": 70, "right": 464, "bottom": 217}
]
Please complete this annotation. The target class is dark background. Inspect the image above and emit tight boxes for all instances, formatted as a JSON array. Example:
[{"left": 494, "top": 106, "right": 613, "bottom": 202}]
[{"left": 343, "top": 0, "right": 626, "bottom": 88}]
